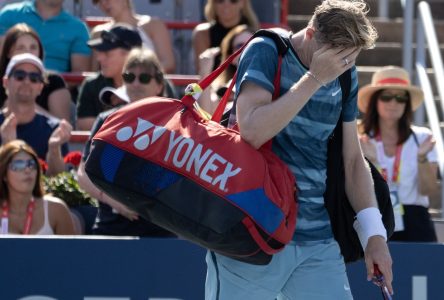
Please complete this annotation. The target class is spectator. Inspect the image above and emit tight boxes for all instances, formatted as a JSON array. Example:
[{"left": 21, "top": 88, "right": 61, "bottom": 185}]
[
  {"left": 0, "top": 139, "right": 76, "bottom": 235},
  {"left": 0, "top": 0, "right": 91, "bottom": 73},
  {"left": 78, "top": 48, "right": 174, "bottom": 237},
  {"left": 0, "top": 53, "right": 71, "bottom": 176},
  {"left": 192, "top": 0, "right": 259, "bottom": 72},
  {"left": 358, "top": 65, "right": 439, "bottom": 242},
  {"left": 91, "top": 0, "right": 175, "bottom": 73},
  {"left": 197, "top": 24, "right": 253, "bottom": 116},
  {"left": 76, "top": 24, "right": 142, "bottom": 131},
  {"left": 0, "top": 23, "right": 72, "bottom": 123}
]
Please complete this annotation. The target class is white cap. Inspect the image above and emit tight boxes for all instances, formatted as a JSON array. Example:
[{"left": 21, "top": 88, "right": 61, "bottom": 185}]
[
  {"left": 99, "top": 85, "right": 130, "bottom": 106},
  {"left": 5, "top": 53, "right": 45, "bottom": 77}
]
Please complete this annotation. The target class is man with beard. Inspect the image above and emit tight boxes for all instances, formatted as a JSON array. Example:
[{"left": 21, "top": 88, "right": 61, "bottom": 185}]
[{"left": 0, "top": 53, "right": 71, "bottom": 176}]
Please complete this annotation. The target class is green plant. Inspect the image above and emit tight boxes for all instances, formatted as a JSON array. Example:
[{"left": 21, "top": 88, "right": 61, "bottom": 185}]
[{"left": 44, "top": 171, "right": 98, "bottom": 208}]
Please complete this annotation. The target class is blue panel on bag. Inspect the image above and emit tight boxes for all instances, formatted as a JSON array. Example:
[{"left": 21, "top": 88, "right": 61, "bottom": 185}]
[
  {"left": 100, "top": 144, "right": 125, "bottom": 182},
  {"left": 135, "top": 161, "right": 182, "bottom": 197},
  {"left": 227, "top": 189, "right": 284, "bottom": 233}
]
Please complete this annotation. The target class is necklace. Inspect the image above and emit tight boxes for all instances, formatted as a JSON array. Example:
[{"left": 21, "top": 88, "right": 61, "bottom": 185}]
[{"left": 1, "top": 198, "right": 35, "bottom": 234}]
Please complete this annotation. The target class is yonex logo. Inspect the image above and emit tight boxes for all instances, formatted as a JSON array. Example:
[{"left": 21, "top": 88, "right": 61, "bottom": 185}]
[
  {"left": 116, "top": 118, "right": 167, "bottom": 150},
  {"left": 115, "top": 117, "right": 242, "bottom": 191}
]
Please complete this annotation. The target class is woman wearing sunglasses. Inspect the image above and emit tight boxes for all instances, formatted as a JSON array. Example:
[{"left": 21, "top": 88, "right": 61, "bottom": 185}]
[
  {"left": 0, "top": 140, "right": 76, "bottom": 235},
  {"left": 193, "top": 0, "right": 259, "bottom": 73},
  {"left": 358, "top": 65, "right": 439, "bottom": 242},
  {"left": 91, "top": 0, "right": 175, "bottom": 73},
  {"left": 0, "top": 23, "right": 73, "bottom": 123}
]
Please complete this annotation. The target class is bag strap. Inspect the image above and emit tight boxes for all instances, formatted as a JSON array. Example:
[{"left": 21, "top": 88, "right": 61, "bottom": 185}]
[
  {"left": 211, "top": 29, "right": 290, "bottom": 123},
  {"left": 330, "top": 69, "right": 352, "bottom": 142}
]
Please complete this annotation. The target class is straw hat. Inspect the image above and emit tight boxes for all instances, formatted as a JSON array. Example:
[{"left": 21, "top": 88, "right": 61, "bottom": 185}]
[{"left": 358, "top": 66, "right": 424, "bottom": 113}]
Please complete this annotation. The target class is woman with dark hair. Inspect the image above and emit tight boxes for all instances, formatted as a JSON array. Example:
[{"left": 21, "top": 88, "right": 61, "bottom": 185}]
[
  {"left": 0, "top": 23, "right": 72, "bottom": 123},
  {"left": 91, "top": 0, "right": 175, "bottom": 73},
  {"left": 0, "top": 140, "right": 75, "bottom": 235},
  {"left": 358, "top": 65, "right": 439, "bottom": 242},
  {"left": 192, "top": 0, "right": 259, "bottom": 72}
]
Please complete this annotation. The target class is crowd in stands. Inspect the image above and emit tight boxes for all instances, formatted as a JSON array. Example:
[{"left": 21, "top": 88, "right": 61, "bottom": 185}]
[{"left": 0, "top": 0, "right": 439, "bottom": 242}]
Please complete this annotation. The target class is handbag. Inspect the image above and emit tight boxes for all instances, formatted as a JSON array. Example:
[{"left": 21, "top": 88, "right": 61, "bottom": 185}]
[
  {"left": 324, "top": 71, "right": 395, "bottom": 263},
  {"left": 85, "top": 30, "right": 297, "bottom": 265}
]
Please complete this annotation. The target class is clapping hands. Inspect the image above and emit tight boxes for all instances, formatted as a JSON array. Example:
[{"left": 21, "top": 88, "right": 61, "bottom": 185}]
[{"left": 48, "top": 119, "right": 72, "bottom": 148}]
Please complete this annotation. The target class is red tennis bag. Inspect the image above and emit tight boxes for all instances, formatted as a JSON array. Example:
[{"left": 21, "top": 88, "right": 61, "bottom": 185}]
[{"left": 85, "top": 30, "right": 297, "bottom": 265}]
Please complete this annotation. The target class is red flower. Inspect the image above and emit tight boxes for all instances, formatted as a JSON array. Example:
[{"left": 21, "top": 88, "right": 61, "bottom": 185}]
[
  {"left": 38, "top": 158, "right": 48, "bottom": 174},
  {"left": 64, "top": 151, "right": 82, "bottom": 167}
]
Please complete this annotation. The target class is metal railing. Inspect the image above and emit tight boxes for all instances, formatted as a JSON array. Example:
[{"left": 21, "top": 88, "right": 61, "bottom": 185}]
[{"left": 415, "top": 1, "right": 444, "bottom": 217}]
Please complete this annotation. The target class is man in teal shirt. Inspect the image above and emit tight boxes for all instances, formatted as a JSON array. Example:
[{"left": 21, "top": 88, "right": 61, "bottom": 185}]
[{"left": 0, "top": 0, "right": 91, "bottom": 72}]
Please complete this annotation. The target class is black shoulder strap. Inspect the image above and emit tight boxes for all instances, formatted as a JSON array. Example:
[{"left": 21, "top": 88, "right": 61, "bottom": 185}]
[
  {"left": 252, "top": 29, "right": 290, "bottom": 56},
  {"left": 411, "top": 130, "right": 419, "bottom": 146},
  {"left": 339, "top": 69, "right": 352, "bottom": 106}
]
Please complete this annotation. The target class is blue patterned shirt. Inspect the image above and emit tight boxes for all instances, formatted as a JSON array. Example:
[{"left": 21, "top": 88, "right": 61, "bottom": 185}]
[{"left": 232, "top": 34, "right": 359, "bottom": 241}]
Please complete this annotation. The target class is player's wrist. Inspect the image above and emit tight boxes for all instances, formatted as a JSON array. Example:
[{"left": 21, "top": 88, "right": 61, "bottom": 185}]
[{"left": 353, "top": 207, "right": 387, "bottom": 250}]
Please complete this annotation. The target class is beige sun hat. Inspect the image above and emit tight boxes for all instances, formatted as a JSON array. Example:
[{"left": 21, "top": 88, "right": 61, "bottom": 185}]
[{"left": 358, "top": 66, "right": 424, "bottom": 113}]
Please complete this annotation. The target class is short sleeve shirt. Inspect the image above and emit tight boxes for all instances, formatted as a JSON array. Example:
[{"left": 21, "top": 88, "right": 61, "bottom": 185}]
[
  {"left": 0, "top": 1, "right": 91, "bottom": 72},
  {"left": 76, "top": 73, "right": 114, "bottom": 119},
  {"left": 232, "top": 34, "right": 359, "bottom": 241}
]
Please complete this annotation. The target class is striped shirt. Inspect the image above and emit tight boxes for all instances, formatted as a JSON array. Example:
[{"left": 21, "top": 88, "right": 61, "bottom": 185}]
[{"left": 231, "top": 34, "right": 359, "bottom": 241}]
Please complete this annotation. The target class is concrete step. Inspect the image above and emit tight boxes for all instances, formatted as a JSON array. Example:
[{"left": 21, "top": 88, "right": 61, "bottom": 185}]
[
  {"left": 287, "top": 15, "right": 444, "bottom": 43},
  {"left": 288, "top": 0, "right": 444, "bottom": 20}
]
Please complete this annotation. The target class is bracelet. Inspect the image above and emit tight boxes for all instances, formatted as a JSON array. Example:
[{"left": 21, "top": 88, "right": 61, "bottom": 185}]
[
  {"left": 353, "top": 207, "right": 387, "bottom": 251},
  {"left": 306, "top": 71, "right": 326, "bottom": 87}
]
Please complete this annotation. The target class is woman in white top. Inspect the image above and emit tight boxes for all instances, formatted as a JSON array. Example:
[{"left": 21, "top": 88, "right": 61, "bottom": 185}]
[
  {"left": 358, "top": 66, "right": 439, "bottom": 242},
  {"left": 91, "top": 0, "right": 175, "bottom": 73},
  {"left": 0, "top": 140, "right": 75, "bottom": 235}
]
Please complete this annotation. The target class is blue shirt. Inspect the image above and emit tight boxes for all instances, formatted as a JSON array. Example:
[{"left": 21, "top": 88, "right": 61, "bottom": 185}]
[
  {"left": 232, "top": 34, "right": 359, "bottom": 241},
  {"left": 0, "top": 113, "right": 69, "bottom": 159},
  {"left": 0, "top": 1, "right": 91, "bottom": 72}
]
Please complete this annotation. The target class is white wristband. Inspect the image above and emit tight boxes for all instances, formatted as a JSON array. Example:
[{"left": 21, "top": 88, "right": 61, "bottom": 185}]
[{"left": 353, "top": 207, "right": 387, "bottom": 251}]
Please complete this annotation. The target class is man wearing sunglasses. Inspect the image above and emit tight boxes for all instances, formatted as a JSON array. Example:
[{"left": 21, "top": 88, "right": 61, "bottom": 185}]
[
  {"left": 76, "top": 24, "right": 142, "bottom": 131},
  {"left": 0, "top": 53, "right": 71, "bottom": 176},
  {"left": 205, "top": 1, "right": 393, "bottom": 300}
]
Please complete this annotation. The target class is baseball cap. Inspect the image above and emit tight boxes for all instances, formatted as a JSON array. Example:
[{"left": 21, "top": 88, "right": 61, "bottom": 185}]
[
  {"left": 99, "top": 85, "right": 130, "bottom": 106},
  {"left": 88, "top": 25, "right": 142, "bottom": 51},
  {"left": 5, "top": 53, "right": 45, "bottom": 77}
]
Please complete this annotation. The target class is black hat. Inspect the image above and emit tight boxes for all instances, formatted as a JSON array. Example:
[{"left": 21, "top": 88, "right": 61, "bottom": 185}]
[{"left": 87, "top": 25, "right": 142, "bottom": 51}]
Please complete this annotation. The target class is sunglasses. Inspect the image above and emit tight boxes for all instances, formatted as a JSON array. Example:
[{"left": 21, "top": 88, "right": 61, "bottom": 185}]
[
  {"left": 9, "top": 69, "right": 43, "bottom": 84},
  {"left": 122, "top": 72, "right": 154, "bottom": 84},
  {"left": 215, "top": 0, "right": 240, "bottom": 4},
  {"left": 9, "top": 159, "right": 37, "bottom": 172},
  {"left": 379, "top": 93, "right": 409, "bottom": 104}
]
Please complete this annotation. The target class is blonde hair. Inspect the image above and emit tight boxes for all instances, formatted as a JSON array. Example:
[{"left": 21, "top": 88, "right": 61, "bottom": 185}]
[
  {"left": 308, "top": 0, "right": 378, "bottom": 49},
  {"left": 204, "top": 0, "right": 259, "bottom": 31}
]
